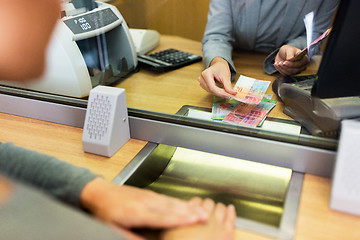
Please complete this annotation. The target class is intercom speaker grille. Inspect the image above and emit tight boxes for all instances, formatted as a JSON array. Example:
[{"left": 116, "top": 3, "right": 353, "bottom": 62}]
[
  {"left": 82, "top": 85, "right": 130, "bottom": 157},
  {"left": 86, "top": 95, "right": 112, "bottom": 141}
]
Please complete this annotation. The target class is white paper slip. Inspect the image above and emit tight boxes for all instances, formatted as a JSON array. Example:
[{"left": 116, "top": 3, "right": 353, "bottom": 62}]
[
  {"left": 187, "top": 108, "right": 213, "bottom": 121},
  {"left": 261, "top": 121, "right": 301, "bottom": 136}
]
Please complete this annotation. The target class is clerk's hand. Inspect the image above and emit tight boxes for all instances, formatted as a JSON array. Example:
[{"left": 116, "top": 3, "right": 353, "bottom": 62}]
[
  {"left": 274, "top": 45, "right": 310, "bottom": 76},
  {"left": 80, "top": 178, "right": 208, "bottom": 230},
  {"left": 198, "top": 57, "right": 237, "bottom": 98}
]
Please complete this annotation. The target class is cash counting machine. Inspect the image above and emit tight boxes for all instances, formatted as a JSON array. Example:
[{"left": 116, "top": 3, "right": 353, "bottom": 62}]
[{"left": 0, "top": 1, "right": 137, "bottom": 98}]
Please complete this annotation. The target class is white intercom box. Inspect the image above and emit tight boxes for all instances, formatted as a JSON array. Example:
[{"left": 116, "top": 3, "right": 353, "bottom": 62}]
[{"left": 82, "top": 86, "right": 130, "bottom": 157}]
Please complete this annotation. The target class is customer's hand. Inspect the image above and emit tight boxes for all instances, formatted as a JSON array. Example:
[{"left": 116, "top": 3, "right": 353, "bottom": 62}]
[
  {"left": 274, "top": 45, "right": 310, "bottom": 76},
  {"left": 161, "top": 197, "right": 236, "bottom": 240},
  {"left": 80, "top": 178, "right": 208, "bottom": 230},
  {"left": 198, "top": 57, "right": 237, "bottom": 98}
]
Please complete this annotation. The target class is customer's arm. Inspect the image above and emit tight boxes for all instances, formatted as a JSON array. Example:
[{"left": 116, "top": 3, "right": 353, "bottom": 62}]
[
  {"left": 0, "top": 142, "right": 98, "bottom": 207},
  {"left": 81, "top": 178, "right": 208, "bottom": 229},
  {"left": 0, "top": 142, "right": 208, "bottom": 229},
  {"left": 202, "top": 0, "right": 235, "bottom": 75},
  {"left": 0, "top": 0, "right": 209, "bottom": 234},
  {"left": 199, "top": 0, "right": 237, "bottom": 98}
]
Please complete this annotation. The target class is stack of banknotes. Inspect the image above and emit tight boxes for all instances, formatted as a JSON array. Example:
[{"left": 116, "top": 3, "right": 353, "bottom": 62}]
[{"left": 211, "top": 75, "right": 276, "bottom": 127}]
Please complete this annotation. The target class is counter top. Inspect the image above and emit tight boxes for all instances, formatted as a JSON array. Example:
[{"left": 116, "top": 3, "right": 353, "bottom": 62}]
[
  {"left": 1, "top": 35, "right": 359, "bottom": 239},
  {"left": 1, "top": 112, "right": 359, "bottom": 239}
]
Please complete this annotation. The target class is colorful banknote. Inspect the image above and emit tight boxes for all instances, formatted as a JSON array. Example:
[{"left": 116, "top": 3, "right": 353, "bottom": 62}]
[
  {"left": 232, "top": 75, "right": 271, "bottom": 105},
  {"left": 211, "top": 94, "right": 276, "bottom": 123},
  {"left": 288, "top": 27, "right": 332, "bottom": 62},
  {"left": 223, "top": 101, "right": 276, "bottom": 127},
  {"left": 211, "top": 96, "right": 238, "bottom": 120}
]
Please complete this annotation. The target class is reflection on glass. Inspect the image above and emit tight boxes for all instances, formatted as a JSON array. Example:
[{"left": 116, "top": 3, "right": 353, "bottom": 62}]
[
  {"left": 111, "top": 1, "right": 345, "bottom": 142},
  {"left": 0, "top": 0, "right": 353, "bottom": 148},
  {"left": 0, "top": 0, "right": 137, "bottom": 98}
]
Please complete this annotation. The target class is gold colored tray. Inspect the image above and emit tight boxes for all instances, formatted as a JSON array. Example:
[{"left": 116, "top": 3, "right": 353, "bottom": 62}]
[{"left": 126, "top": 144, "right": 292, "bottom": 227}]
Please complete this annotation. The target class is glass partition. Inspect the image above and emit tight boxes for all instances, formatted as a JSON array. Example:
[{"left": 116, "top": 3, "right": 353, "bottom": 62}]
[{"left": 0, "top": 0, "right": 342, "bottom": 151}]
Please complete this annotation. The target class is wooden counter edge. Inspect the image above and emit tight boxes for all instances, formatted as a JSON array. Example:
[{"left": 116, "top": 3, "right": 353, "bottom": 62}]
[{"left": 1, "top": 113, "right": 360, "bottom": 239}]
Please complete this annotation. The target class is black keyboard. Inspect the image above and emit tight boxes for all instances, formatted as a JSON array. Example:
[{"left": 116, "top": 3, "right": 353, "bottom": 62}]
[{"left": 137, "top": 48, "right": 202, "bottom": 72}]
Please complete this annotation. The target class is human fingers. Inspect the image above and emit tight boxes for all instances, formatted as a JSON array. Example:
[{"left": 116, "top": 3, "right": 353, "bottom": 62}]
[
  {"left": 213, "top": 202, "right": 228, "bottom": 223},
  {"left": 275, "top": 60, "right": 307, "bottom": 76},
  {"left": 202, "top": 198, "right": 216, "bottom": 214},
  {"left": 188, "top": 197, "right": 209, "bottom": 223},
  {"left": 198, "top": 75, "right": 211, "bottom": 92},
  {"left": 223, "top": 205, "right": 236, "bottom": 240},
  {"left": 198, "top": 71, "right": 225, "bottom": 97},
  {"left": 82, "top": 180, "right": 208, "bottom": 229},
  {"left": 167, "top": 196, "right": 209, "bottom": 222},
  {"left": 274, "top": 62, "right": 292, "bottom": 76},
  {"left": 211, "top": 60, "right": 237, "bottom": 95},
  {"left": 155, "top": 194, "right": 208, "bottom": 219},
  {"left": 199, "top": 68, "right": 218, "bottom": 94},
  {"left": 110, "top": 200, "right": 207, "bottom": 229},
  {"left": 133, "top": 193, "right": 208, "bottom": 228},
  {"left": 221, "top": 77, "right": 237, "bottom": 95},
  {"left": 199, "top": 61, "right": 235, "bottom": 98},
  {"left": 282, "top": 54, "right": 310, "bottom": 68},
  {"left": 212, "top": 203, "right": 236, "bottom": 240},
  {"left": 198, "top": 74, "right": 233, "bottom": 99},
  {"left": 276, "top": 45, "right": 298, "bottom": 62},
  {"left": 275, "top": 55, "right": 308, "bottom": 75},
  {"left": 275, "top": 63, "right": 294, "bottom": 76},
  {"left": 160, "top": 200, "right": 236, "bottom": 240},
  {"left": 208, "top": 201, "right": 236, "bottom": 240},
  {"left": 127, "top": 209, "right": 200, "bottom": 229},
  {"left": 224, "top": 205, "right": 236, "bottom": 230},
  {"left": 275, "top": 52, "right": 285, "bottom": 63},
  {"left": 189, "top": 197, "right": 204, "bottom": 208},
  {"left": 275, "top": 46, "right": 296, "bottom": 74},
  {"left": 206, "top": 81, "right": 234, "bottom": 99}
]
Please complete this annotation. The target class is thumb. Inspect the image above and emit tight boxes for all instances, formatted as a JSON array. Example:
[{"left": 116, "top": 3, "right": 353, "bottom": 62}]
[{"left": 222, "top": 78, "right": 237, "bottom": 95}]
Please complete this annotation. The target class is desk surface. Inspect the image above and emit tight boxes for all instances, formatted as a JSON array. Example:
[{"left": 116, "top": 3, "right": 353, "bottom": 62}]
[
  {"left": 1, "top": 35, "right": 359, "bottom": 239},
  {"left": 1, "top": 112, "right": 360, "bottom": 239},
  {"left": 116, "top": 35, "right": 320, "bottom": 120}
]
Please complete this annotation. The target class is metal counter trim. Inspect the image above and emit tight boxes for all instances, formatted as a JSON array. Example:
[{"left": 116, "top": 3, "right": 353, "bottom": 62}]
[{"left": 0, "top": 92, "right": 336, "bottom": 177}]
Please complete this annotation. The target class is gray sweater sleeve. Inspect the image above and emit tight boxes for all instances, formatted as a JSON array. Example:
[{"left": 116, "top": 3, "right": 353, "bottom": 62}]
[
  {"left": 0, "top": 142, "right": 98, "bottom": 208},
  {"left": 202, "top": 0, "right": 237, "bottom": 80},
  {"left": 263, "top": 0, "right": 339, "bottom": 75}
]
